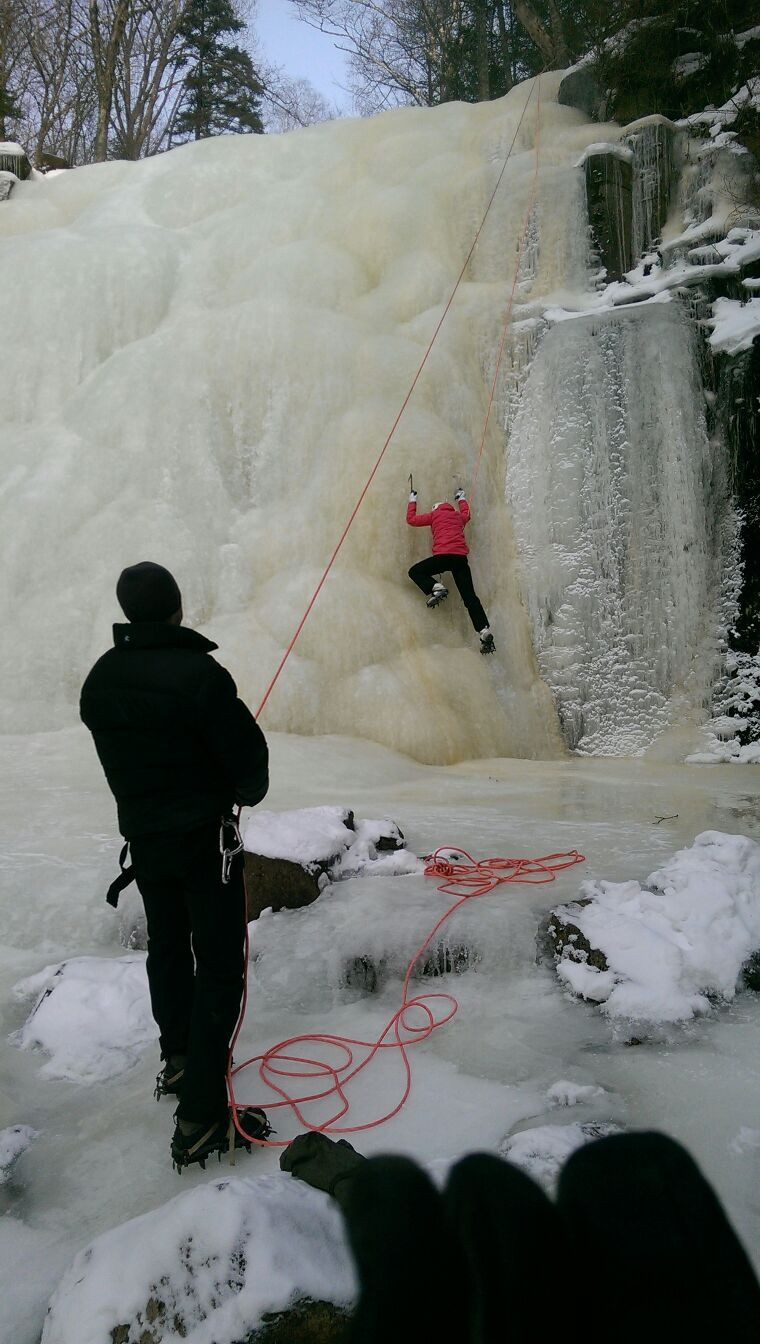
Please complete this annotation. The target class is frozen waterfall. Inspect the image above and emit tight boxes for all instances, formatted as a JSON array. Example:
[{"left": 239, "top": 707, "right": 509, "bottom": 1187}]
[{"left": 0, "top": 74, "right": 734, "bottom": 761}]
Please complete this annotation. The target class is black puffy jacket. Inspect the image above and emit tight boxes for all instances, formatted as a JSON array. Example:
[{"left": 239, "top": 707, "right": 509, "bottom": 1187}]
[{"left": 80, "top": 623, "right": 269, "bottom": 838}]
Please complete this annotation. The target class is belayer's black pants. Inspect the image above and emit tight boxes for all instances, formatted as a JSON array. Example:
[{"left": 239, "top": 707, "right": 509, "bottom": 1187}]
[
  {"left": 408, "top": 553, "right": 488, "bottom": 632},
  {"left": 130, "top": 819, "right": 246, "bottom": 1125}
]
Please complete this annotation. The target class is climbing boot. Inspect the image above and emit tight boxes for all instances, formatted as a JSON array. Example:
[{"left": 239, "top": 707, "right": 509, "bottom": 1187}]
[
  {"left": 426, "top": 583, "right": 449, "bottom": 608},
  {"left": 479, "top": 627, "right": 495, "bottom": 655},
  {"left": 154, "top": 1053, "right": 186, "bottom": 1100},
  {"left": 171, "top": 1106, "right": 272, "bottom": 1173}
]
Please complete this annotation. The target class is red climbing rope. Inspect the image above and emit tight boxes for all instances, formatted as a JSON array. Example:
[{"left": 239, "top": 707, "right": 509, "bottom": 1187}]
[
  {"left": 254, "top": 77, "right": 542, "bottom": 721},
  {"left": 471, "top": 77, "right": 543, "bottom": 496},
  {"left": 228, "top": 841, "right": 584, "bottom": 1147}
]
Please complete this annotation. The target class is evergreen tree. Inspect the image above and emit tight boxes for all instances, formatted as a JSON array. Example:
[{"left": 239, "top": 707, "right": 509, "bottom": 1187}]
[
  {"left": 175, "top": 0, "right": 263, "bottom": 140},
  {"left": 0, "top": 81, "right": 21, "bottom": 139}
]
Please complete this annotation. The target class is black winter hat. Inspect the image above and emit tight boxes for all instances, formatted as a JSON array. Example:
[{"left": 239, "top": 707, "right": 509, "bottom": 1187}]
[{"left": 116, "top": 562, "right": 182, "bottom": 623}]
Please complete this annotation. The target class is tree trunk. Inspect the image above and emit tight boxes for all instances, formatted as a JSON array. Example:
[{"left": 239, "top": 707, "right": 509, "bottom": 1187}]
[
  {"left": 90, "top": 0, "right": 130, "bottom": 161},
  {"left": 513, "top": 0, "right": 557, "bottom": 67},
  {"left": 474, "top": 0, "right": 490, "bottom": 102},
  {"left": 547, "top": 0, "right": 570, "bottom": 67},
  {"left": 494, "top": 0, "right": 513, "bottom": 91}
]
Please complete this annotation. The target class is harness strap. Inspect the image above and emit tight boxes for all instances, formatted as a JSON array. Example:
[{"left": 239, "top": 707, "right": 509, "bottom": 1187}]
[{"left": 106, "top": 841, "right": 134, "bottom": 908}]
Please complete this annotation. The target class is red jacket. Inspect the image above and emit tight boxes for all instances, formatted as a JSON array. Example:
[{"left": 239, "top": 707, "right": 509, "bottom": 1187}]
[{"left": 406, "top": 499, "right": 470, "bottom": 555}]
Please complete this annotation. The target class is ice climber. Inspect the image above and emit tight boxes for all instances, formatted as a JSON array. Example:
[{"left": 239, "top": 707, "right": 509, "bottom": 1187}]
[
  {"left": 406, "top": 487, "right": 495, "bottom": 653},
  {"left": 80, "top": 561, "right": 271, "bottom": 1171}
]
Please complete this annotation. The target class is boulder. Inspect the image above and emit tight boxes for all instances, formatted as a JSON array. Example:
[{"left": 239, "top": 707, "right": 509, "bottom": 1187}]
[
  {"left": 0, "top": 170, "right": 17, "bottom": 202},
  {"left": 541, "top": 899, "right": 609, "bottom": 973},
  {"left": 583, "top": 148, "right": 634, "bottom": 280},
  {"left": 111, "top": 1298, "right": 350, "bottom": 1344},
  {"left": 558, "top": 66, "right": 607, "bottom": 122},
  {"left": 242, "top": 807, "right": 416, "bottom": 921}
]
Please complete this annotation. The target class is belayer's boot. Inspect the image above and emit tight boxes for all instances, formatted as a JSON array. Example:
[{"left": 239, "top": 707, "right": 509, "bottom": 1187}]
[
  {"left": 154, "top": 1053, "right": 186, "bottom": 1100},
  {"left": 426, "top": 582, "right": 449, "bottom": 609},
  {"left": 479, "top": 627, "right": 495, "bottom": 655},
  {"left": 171, "top": 1106, "right": 272, "bottom": 1172}
]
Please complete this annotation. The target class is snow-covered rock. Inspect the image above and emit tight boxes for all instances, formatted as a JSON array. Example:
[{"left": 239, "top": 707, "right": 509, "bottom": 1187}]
[
  {"left": 545, "top": 1080, "right": 607, "bottom": 1108},
  {"left": 12, "top": 955, "right": 157, "bottom": 1082},
  {"left": 547, "top": 832, "right": 760, "bottom": 1024},
  {"left": 500, "top": 1122, "right": 621, "bottom": 1189},
  {"left": 41, "top": 1173, "right": 355, "bottom": 1344},
  {"left": 708, "top": 297, "right": 760, "bottom": 355},
  {"left": 241, "top": 806, "right": 422, "bottom": 921},
  {"left": 0, "top": 1124, "right": 37, "bottom": 1183}
]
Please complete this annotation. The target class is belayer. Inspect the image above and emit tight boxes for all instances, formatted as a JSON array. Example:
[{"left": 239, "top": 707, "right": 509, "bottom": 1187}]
[
  {"left": 80, "top": 561, "right": 271, "bottom": 1170},
  {"left": 406, "top": 485, "right": 495, "bottom": 654}
]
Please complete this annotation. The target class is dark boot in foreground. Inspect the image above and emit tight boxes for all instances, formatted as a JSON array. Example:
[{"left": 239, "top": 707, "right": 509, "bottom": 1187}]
[
  {"left": 342, "top": 1155, "right": 466, "bottom": 1344},
  {"left": 557, "top": 1131, "right": 760, "bottom": 1337},
  {"left": 444, "top": 1152, "right": 572, "bottom": 1341}
]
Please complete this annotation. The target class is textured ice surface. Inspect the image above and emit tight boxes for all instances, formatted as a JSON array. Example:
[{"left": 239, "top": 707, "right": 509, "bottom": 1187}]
[
  {"left": 507, "top": 302, "right": 731, "bottom": 754},
  {"left": 0, "top": 75, "right": 610, "bottom": 765},
  {"left": 42, "top": 1174, "right": 356, "bottom": 1344},
  {"left": 0, "top": 1125, "right": 37, "bottom": 1183},
  {"left": 4, "top": 731, "right": 760, "bottom": 1343},
  {"left": 553, "top": 831, "right": 760, "bottom": 1022}
]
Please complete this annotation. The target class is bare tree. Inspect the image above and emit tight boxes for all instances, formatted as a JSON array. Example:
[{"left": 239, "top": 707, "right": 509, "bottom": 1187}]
[
  {"left": 87, "top": 0, "right": 130, "bottom": 159},
  {"left": 260, "top": 68, "right": 338, "bottom": 132},
  {"left": 110, "top": 0, "right": 186, "bottom": 158},
  {"left": 1, "top": 0, "right": 30, "bottom": 138}
]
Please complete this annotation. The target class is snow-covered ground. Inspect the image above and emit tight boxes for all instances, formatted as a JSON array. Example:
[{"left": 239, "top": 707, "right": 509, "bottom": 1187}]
[{"left": 2, "top": 727, "right": 760, "bottom": 1342}]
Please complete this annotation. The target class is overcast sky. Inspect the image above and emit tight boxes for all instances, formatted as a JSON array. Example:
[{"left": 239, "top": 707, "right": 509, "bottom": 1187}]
[{"left": 255, "top": 0, "right": 353, "bottom": 111}]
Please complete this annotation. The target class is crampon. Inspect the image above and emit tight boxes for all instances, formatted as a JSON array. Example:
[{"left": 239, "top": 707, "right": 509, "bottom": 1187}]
[
  {"left": 154, "top": 1054, "right": 186, "bottom": 1100},
  {"left": 171, "top": 1107, "right": 272, "bottom": 1172}
]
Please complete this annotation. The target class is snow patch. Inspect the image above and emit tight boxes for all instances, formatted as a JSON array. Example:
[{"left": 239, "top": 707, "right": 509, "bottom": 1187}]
[
  {"left": 500, "top": 1121, "right": 621, "bottom": 1188},
  {"left": 707, "top": 297, "right": 760, "bottom": 354},
  {"left": 42, "top": 1173, "right": 356, "bottom": 1344},
  {"left": 554, "top": 832, "right": 760, "bottom": 1024},
  {"left": 241, "top": 805, "right": 421, "bottom": 878},
  {"left": 12, "top": 955, "right": 157, "bottom": 1082},
  {"left": 545, "top": 1080, "right": 607, "bottom": 1107}
]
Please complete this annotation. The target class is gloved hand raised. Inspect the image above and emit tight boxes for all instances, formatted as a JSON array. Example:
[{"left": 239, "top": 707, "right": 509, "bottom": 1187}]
[
  {"left": 454, "top": 488, "right": 466, "bottom": 501},
  {"left": 409, "top": 490, "right": 418, "bottom": 502}
]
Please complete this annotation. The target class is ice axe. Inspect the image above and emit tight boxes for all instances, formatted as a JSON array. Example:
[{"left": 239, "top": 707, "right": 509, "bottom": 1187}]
[{"left": 409, "top": 472, "right": 414, "bottom": 493}]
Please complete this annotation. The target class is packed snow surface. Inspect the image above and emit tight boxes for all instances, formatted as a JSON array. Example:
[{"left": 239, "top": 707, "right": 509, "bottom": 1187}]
[
  {"left": 500, "top": 1121, "right": 622, "bottom": 1188},
  {"left": 13, "top": 954, "right": 158, "bottom": 1082},
  {"left": 553, "top": 831, "right": 760, "bottom": 1022},
  {"left": 42, "top": 1174, "right": 356, "bottom": 1344},
  {"left": 3, "top": 729, "right": 760, "bottom": 1344}
]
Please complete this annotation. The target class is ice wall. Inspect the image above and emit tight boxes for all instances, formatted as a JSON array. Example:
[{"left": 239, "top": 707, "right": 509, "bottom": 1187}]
[
  {"left": 0, "top": 75, "right": 613, "bottom": 763},
  {"left": 506, "top": 302, "right": 731, "bottom": 754},
  {"left": 0, "top": 74, "right": 730, "bottom": 762}
]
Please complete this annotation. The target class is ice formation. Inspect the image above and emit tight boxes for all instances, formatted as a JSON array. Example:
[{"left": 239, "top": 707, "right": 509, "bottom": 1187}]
[
  {"left": 0, "top": 1124, "right": 38, "bottom": 1184},
  {"left": 1, "top": 69, "right": 743, "bottom": 762}
]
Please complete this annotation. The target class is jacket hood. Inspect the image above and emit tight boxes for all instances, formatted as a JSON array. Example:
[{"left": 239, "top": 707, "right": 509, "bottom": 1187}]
[
  {"left": 112, "top": 623, "right": 218, "bottom": 653},
  {"left": 433, "top": 501, "right": 455, "bottom": 511}
]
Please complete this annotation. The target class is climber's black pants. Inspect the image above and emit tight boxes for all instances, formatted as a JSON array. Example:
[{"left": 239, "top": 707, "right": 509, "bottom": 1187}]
[
  {"left": 408, "top": 553, "right": 488, "bottom": 632},
  {"left": 130, "top": 820, "right": 246, "bottom": 1125}
]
